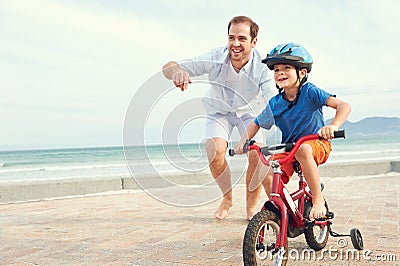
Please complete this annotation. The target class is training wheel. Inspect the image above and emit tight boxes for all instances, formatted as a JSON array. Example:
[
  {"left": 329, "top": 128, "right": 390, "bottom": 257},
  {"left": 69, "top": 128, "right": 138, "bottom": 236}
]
[{"left": 350, "top": 228, "right": 363, "bottom": 250}]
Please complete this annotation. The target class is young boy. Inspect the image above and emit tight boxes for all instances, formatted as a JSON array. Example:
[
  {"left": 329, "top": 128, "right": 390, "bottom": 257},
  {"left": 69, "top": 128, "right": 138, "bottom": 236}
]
[{"left": 234, "top": 43, "right": 351, "bottom": 220}]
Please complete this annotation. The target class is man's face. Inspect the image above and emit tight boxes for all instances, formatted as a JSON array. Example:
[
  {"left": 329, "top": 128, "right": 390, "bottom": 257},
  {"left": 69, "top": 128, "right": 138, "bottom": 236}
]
[{"left": 228, "top": 23, "right": 257, "bottom": 65}]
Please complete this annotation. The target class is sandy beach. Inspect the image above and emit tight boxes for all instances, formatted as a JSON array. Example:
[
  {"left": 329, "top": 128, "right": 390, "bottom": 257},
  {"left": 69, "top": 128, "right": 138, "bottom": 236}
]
[{"left": 0, "top": 161, "right": 399, "bottom": 265}]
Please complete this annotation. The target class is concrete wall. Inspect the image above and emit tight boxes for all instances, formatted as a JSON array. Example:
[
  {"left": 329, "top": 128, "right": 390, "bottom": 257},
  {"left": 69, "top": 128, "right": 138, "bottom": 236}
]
[
  {"left": 319, "top": 161, "right": 393, "bottom": 177},
  {"left": 391, "top": 161, "right": 400, "bottom": 172},
  {"left": 0, "top": 178, "right": 122, "bottom": 203},
  {"left": 1, "top": 160, "right": 399, "bottom": 204}
]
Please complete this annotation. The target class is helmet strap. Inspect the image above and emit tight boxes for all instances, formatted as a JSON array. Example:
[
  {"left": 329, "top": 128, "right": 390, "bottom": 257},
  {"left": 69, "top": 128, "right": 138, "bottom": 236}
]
[
  {"left": 276, "top": 84, "right": 284, "bottom": 94},
  {"left": 277, "top": 67, "right": 308, "bottom": 95},
  {"left": 296, "top": 67, "right": 308, "bottom": 88}
]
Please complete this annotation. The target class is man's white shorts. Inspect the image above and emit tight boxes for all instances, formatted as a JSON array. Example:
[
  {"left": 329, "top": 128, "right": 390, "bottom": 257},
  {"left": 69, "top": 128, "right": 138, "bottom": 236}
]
[{"left": 205, "top": 113, "right": 265, "bottom": 143}]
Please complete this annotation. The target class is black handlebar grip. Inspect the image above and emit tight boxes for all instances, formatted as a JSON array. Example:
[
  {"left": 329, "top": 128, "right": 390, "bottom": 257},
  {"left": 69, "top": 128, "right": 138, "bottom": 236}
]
[
  {"left": 228, "top": 149, "right": 235, "bottom": 156},
  {"left": 334, "top": 130, "right": 345, "bottom": 139}
]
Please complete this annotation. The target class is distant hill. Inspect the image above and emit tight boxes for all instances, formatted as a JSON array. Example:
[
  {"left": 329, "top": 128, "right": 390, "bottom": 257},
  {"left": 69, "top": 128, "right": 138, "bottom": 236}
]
[{"left": 326, "top": 116, "right": 400, "bottom": 137}]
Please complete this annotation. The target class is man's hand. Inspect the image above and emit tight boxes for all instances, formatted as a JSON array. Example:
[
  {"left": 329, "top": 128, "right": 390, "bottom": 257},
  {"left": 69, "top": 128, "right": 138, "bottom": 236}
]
[
  {"left": 162, "top": 61, "right": 192, "bottom": 91},
  {"left": 233, "top": 140, "right": 247, "bottom": 155},
  {"left": 172, "top": 70, "right": 192, "bottom": 91}
]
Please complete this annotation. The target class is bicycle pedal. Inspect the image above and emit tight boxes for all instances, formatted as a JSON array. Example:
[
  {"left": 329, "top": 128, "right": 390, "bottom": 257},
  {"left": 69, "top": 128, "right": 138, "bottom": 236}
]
[
  {"left": 315, "top": 212, "right": 334, "bottom": 221},
  {"left": 326, "top": 211, "right": 334, "bottom": 219}
]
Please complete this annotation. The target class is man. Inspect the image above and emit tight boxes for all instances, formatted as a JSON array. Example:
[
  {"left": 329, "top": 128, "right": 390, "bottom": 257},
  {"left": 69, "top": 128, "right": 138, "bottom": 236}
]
[{"left": 162, "top": 16, "right": 276, "bottom": 220}]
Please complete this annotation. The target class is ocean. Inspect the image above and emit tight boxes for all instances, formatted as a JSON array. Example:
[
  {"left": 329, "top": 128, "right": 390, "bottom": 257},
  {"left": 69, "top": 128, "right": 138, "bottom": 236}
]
[{"left": 1, "top": 136, "right": 400, "bottom": 183}]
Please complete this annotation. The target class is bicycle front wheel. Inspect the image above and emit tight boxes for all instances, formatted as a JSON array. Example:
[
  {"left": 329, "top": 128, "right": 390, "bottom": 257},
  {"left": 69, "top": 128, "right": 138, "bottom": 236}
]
[{"left": 243, "top": 210, "right": 288, "bottom": 266}]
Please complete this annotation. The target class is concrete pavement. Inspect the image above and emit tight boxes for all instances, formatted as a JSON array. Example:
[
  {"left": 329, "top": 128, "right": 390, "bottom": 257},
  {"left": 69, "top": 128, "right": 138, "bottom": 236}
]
[{"left": 0, "top": 172, "right": 399, "bottom": 265}]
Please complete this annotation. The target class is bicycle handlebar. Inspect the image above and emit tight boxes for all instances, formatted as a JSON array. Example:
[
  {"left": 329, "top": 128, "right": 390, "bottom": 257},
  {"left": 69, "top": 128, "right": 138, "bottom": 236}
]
[
  {"left": 228, "top": 139, "right": 256, "bottom": 156},
  {"left": 333, "top": 130, "right": 345, "bottom": 139},
  {"left": 229, "top": 130, "right": 345, "bottom": 166}
]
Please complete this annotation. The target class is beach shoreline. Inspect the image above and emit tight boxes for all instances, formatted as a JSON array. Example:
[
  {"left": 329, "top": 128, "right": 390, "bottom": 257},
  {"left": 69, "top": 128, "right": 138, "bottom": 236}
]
[{"left": 1, "top": 160, "right": 399, "bottom": 204}]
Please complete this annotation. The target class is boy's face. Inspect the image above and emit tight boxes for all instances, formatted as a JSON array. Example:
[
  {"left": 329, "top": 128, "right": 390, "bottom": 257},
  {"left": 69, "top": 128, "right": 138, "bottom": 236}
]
[
  {"left": 273, "top": 64, "right": 306, "bottom": 90},
  {"left": 228, "top": 22, "right": 257, "bottom": 66}
]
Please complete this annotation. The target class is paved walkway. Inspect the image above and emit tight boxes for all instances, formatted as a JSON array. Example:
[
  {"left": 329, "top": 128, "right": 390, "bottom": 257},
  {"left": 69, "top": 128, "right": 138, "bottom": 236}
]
[{"left": 0, "top": 173, "right": 399, "bottom": 265}]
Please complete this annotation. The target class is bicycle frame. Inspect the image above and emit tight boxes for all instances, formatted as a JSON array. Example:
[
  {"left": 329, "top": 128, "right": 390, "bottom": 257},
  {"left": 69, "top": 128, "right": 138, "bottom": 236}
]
[
  {"left": 248, "top": 134, "right": 330, "bottom": 250},
  {"left": 237, "top": 130, "right": 364, "bottom": 264}
]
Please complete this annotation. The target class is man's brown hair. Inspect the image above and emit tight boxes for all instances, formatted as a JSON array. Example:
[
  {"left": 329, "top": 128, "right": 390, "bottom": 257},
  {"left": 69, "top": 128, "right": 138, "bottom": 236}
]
[{"left": 228, "top": 16, "right": 259, "bottom": 40}]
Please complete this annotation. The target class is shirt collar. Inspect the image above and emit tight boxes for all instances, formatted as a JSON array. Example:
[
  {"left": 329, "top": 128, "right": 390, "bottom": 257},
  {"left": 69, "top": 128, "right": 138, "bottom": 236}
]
[{"left": 241, "top": 50, "right": 253, "bottom": 73}]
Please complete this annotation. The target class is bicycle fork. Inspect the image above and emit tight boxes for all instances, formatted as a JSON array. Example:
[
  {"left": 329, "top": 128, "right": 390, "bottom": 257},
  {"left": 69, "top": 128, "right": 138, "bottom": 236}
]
[
  {"left": 266, "top": 164, "right": 291, "bottom": 251},
  {"left": 263, "top": 163, "right": 309, "bottom": 251}
]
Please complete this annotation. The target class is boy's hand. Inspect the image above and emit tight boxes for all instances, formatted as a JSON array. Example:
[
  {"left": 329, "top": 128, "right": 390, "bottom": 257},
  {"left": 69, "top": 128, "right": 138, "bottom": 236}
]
[{"left": 318, "top": 125, "right": 338, "bottom": 140}]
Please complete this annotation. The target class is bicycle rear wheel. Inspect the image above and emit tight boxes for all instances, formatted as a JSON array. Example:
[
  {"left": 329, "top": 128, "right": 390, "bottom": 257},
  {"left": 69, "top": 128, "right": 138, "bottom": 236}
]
[{"left": 243, "top": 210, "right": 288, "bottom": 265}]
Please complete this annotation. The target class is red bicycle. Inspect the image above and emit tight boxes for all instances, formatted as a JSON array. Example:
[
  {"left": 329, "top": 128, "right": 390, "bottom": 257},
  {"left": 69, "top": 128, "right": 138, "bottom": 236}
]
[{"left": 229, "top": 130, "right": 363, "bottom": 265}]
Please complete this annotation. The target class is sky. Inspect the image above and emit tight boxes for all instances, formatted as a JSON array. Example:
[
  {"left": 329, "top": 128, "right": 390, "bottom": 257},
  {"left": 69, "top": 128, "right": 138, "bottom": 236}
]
[{"left": 1, "top": 0, "right": 399, "bottom": 149}]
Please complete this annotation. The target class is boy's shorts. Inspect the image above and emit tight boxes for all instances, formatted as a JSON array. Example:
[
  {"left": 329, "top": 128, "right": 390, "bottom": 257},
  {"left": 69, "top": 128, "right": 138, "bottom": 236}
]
[{"left": 269, "top": 139, "right": 332, "bottom": 183}]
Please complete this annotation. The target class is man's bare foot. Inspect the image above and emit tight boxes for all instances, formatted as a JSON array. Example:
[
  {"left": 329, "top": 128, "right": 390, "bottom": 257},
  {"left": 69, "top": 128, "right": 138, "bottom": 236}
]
[
  {"left": 214, "top": 197, "right": 233, "bottom": 220},
  {"left": 310, "top": 198, "right": 326, "bottom": 220}
]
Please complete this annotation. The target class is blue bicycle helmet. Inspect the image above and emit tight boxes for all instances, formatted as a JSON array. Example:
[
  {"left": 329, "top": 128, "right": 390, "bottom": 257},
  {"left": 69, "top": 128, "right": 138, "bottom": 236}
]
[{"left": 262, "top": 43, "right": 313, "bottom": 73}]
